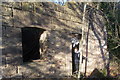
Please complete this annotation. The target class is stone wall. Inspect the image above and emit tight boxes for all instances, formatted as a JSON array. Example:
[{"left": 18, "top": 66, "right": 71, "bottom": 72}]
[{"left": 1, "top": 2, "right": 108, "bottom": 78}]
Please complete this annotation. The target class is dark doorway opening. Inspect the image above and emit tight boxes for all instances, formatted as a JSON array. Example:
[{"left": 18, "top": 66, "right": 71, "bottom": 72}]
[
  {"left": 71, "top": 33, "right": 82, "bottom": 74},
  {"left": 21, "top": 27, "right": 45, "bottom": 62}
]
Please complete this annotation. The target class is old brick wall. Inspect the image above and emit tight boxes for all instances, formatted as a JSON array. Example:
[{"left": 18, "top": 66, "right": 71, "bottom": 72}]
[{"left": 1, "top": 2, "right": 108, "bottom": 78}]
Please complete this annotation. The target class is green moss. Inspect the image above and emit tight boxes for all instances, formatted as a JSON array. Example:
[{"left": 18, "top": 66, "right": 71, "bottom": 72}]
[
  {"left": 22, "top": 3, "right": 33, "bottom": 11},
  {"left": 100, "top": 68, "right": 107, "bottom": 76}
]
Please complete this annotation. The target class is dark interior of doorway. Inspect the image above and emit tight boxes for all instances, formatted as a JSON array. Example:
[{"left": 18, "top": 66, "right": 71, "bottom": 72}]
[
  {"left": 21, "top": 27, "right": 45, "bottom": 62},
  {"left": 71, "top": 33, "right": 82, "bottom": 74},
  {"left": 72, "top": 43, "right": 79, "bottom": 74}
]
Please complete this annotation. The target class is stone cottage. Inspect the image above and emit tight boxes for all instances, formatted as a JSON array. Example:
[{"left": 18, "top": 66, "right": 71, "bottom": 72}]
[{"left": 1, "top": 2, "right": 108, "bottom": 78}]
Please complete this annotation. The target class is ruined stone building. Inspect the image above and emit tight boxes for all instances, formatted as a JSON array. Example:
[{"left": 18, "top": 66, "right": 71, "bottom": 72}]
[{"left": 1, "top": 2, "right": 108, "bottom": 78}]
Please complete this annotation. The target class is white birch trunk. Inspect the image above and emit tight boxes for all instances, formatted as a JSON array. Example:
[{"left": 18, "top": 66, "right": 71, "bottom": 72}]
[{"left": 78, "top": 3, "right": 87, "bottom": 79}]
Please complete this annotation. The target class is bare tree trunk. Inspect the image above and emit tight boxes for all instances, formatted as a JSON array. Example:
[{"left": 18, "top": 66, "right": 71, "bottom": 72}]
[
  {"left": 117, "top": 26, "right": 120, "bottom": 38},
  {"left": 97, "top": 3, "right": 100, "bottom": 10},
  {"left": 78, "top": 3, "right": 87, "bottom": 79},
  {"left": 82, "top": 3, "right": 87, "bottom": 23},
  {"left": 113, "top": 2, "right": 119, "bottom": 38}
]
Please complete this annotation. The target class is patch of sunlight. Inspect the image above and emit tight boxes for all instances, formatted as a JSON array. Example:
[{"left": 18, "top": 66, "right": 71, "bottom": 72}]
[
  {"left": 0, "top": 37, "right": 2, "bottom": 41},
  {"left": 54, "top": 52, "right": 66, "bottom": 61},
  {"left": 0, "top": 46, "right": 5, "bottom": 49}
]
